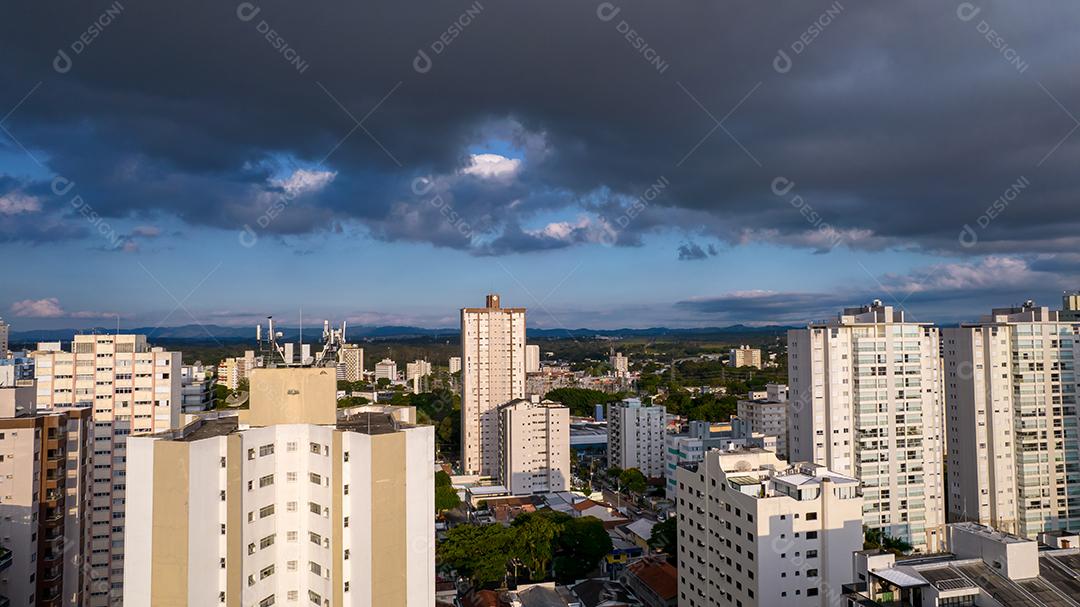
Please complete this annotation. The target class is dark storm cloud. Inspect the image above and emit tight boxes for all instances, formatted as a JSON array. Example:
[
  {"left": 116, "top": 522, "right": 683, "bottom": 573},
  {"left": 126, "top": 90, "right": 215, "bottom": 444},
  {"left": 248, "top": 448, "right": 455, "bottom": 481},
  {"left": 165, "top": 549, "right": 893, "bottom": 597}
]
[
  {"left": 1, "top": 0, "right": 1079, "bottom": 255},
  {"left": 676, "top": 242, "right": 718, "bottom": 261}
]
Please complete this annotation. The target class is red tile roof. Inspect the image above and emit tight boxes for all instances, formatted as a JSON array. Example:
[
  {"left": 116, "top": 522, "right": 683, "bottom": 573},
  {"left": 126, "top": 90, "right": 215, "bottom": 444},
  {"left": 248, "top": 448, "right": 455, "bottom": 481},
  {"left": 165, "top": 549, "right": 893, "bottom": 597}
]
[{"left": 627, "top": 559, "right": 678, "bottom": 600}]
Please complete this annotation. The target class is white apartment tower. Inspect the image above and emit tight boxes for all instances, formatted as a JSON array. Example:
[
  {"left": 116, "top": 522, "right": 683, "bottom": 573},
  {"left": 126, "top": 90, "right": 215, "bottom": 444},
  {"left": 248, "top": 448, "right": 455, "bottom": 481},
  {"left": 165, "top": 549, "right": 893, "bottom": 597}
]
[
  {"left": 460, "top": 294, "right": 526, "bottom": 476},
  {"left": 525, "top": 344, "right": 541, "bottom": 374},
  {"left": 943, "top": 301, "right": 1080, "bottom": 538},
  {"left": 677, "top": 448, "right": 864, "bottom": 607},
  {"left": 608, "top": 398, "right": 666, "bottom": 478},
  {"left": 448, "top": 356, "right": 461, "bottom": 375},
  {"left": 374, "top": 358, "right": 397, "bottom": 382},
  {"left": 31, "top": 334, "right": 181, "bottom": 606},
  {"left": 498, "top": 398, "right": 570, "bottom": 495},
  {"left": 124, "top": 368, "right": 435, "bottom": 606},
  {"left": 0, "top": 317, "right": 8, "bottom": 355},
  {"left": 788, "top": 301, "right": 946, "bottom": 553}
]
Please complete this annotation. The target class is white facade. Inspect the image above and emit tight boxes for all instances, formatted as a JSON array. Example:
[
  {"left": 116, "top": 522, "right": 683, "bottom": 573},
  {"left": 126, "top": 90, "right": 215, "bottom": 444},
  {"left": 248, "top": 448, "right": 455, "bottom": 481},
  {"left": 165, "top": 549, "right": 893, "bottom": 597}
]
[
  {"left": 664, "top": 421, "right": 778, "bottom": 499},
  {"left": 0, "top": 318, "right": 8, "bottom": 355},
  {"left": 31, "top": 334, "right": 181, "bottom": 606},
  {"left": 608, "top": 398, "right": 666, "bottom": 478},
  {"left": 448, "top": 356, "right": 461, "bottom": 375},
  {"left": 610, "top": 352, "right": 629, "bottom": 376},
  {"left": 374, "top": 358, "right": 397, "bottom": 382},
  {"left": 943, "top": 302, "right": 1080, "bottom": 537},
  {"left": 460, "top": 294, "right": 526, "bottom": 476},
  {"left": 788, "top": 302, "right": 946, "bottom": 553},
  {"left": 677, "top": 449, "right": 863, "bottom": 607},
  {"left": 405, "top": 360, "right": 432, "bottom": 383},
  {"left": 525, "top": 345, "right": 541, "bottom": 374},
  {"left": 181, "top": 362, "right": 213, "bottom": 412},
  {"left": 736, "top": 384, "right": 790, "bottom": 459},
  {"left": 498, "top": 398, "right": 570, "bottom": 495},
  {"left": 339, "top": 345, "right": 364, "bottom": 383}
]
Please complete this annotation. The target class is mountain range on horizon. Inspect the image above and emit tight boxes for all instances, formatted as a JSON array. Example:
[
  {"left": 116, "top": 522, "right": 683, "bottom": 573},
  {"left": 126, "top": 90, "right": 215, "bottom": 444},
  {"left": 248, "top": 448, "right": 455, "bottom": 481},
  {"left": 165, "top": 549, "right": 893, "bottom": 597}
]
[{"left": 8, "top": 323, "right": 797, "bottom": 343}]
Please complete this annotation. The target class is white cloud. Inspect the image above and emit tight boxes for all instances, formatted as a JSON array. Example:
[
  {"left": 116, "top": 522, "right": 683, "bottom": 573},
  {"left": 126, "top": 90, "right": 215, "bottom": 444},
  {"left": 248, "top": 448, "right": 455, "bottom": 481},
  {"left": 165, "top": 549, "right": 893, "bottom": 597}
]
[
  {"left": 274, "top": 168, "right": 337, "bottom": 196},
  {"left": 11, "top": 298, "right": 65, "bottom": 317},
  {"left": 462, "top": 153, "right": 521, "bottom": 179},
  {"left": 0, "top": 192, "right": 42, "bottom": 215},
  {"left": 10, "top": 298, "right": 118, "bottom": 319}
]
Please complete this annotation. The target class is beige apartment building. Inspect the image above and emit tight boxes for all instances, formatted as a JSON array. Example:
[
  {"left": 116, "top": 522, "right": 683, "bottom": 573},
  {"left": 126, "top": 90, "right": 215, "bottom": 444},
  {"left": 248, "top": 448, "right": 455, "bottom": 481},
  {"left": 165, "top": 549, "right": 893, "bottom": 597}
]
[
  {"left": 31, "top": 334, "right": 181, "bottom": 606},
  {"left": 729, "top": 345, "right": 763, "bottom": 369},
  {"left": 339, "top": 345, "right": 364, "bottom": 383},
  {"left": 123, "top": 367, "right": 435, "bottom": 607},
  {"left": 0, "top": 357, "right": 93, "bottom": 607},
  {"left": 676, "top": 448, "right": 863, "bottom": 607},
  {"left": 460, "top": 294, "right": 526, "bottom": 476},
  {"left": 943, "top": 301, "right": 1080, "bottom": 538},
  {"left": 498, "top": 398, "right": 570, "bottom": 495},
  {"left": 788, "top": 301, "right": 946, "bottom": 553}
]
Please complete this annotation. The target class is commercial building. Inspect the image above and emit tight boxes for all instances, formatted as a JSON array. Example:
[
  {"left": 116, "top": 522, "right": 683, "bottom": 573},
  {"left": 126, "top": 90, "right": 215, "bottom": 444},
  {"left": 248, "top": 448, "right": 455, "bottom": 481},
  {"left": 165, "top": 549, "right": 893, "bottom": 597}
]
[
  {"left": 735, "top": 383, "right": 790, "bottom": 459},
  {"left": 374, "top": 358, "right": 398, "bottom": 382},
  {"left": 677, "top": 448, "right": 863, "bottom": 607},
  {"left": 525, "top": 344, "right": 541, "bottom": 373},
  {"left": 788, "top": 301, "right": 946, "bottom": 553},
  {"left": 460, "top": 294, "right": 526, "bottom": 476},
  {"left": 729, "top": 345, "right": 763, "bottom": 369},
  {"left": 0, "top": 357, "right": 93, "bottom": 607},
  {"left": 339, "top": 345, "right": 364, "bottom": 383},
  {"left": 124, "top": 367, "right": 435, "bottom": 606},
  {"left": 498, "top": 398, "right": 570, "bottom": 495},
  {"left": 608, "top": 398, "right": 666, "bottom": 478},
  {"left": 31, "top": 334, "right": 181, "bottom": 605},
  {"left": 943, "top": 301, "right": 1080, "bottom": 537}
]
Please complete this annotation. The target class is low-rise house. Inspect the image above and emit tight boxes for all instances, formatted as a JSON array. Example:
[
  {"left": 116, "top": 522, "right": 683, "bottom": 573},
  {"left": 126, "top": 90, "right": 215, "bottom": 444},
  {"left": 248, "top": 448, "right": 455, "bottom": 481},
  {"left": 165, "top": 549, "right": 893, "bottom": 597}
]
[{"left": 622, "top": 558, "right": 677, "bottom": 607}]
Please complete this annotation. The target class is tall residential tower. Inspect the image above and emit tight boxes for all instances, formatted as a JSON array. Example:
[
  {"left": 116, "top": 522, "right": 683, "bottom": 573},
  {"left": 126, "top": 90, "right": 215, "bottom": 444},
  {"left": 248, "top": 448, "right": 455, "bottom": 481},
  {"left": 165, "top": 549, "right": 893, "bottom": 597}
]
[
  {"left": 788, "top": 301, "right": 946, "bottom": 553},
  {"left": 460, "top": 294, "right": 526, "bottom": 476}
]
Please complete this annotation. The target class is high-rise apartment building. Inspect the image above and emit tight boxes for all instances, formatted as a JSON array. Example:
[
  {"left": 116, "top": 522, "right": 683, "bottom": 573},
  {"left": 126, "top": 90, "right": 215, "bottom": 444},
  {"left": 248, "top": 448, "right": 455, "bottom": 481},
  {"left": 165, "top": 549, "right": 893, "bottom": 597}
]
[
  {"left": 608, "top": 398, "right": 666, "bottom": 478},
  {"left": 525, "top": 345, "right": 540, "bottom": 374},
  {"left": 374, "top": 358, "right": 398, "bottom": 382},
  {"left": 943, "top": 301, "right": 1080, "bottom": 537},
  {"left": 339, "top": 345, "right": 364, "bottom": 383},
  {"left": 219, "top": 350, "right": 258, "bottom": 391},
  {"left": 663, "top": 421, "right": 777, "bottom": 499},
  {"left": 448, "top": 356, "right": 461, "bottom": 375},
  {"left": 0, "top": 318, "right": 8, "bottom": 355},
  {"left": 123, "top": 367, "right": 434, "bottom": 606},
  {"left": 676, "top": 448, "right": 863, "bottom": 607},
  {"left": 0, "top": 357, "right": 93, "bottom": 607},
  {"left": 498, "top": 398, "right": 570, "bottom": 495},
  {"left": 31, "top": 334, "right": 181, "bottom": 605},
  {"left": 460, "top": 294, "right": 526, "bottom": 476},
  {"left": 729, "top": 345, "right": 763, "bottom": 369},
  {"left": 736, "top": 383, "right": 790, "bottom": 459},
  {"left": 788, "top": 301, "right": 946, "bottom": 553},
  {"left": 405, "top": 360, "right": 432, "bottom": 383},
  {"left": 610, "top": 352, "right": 629, "bottom": 376}
]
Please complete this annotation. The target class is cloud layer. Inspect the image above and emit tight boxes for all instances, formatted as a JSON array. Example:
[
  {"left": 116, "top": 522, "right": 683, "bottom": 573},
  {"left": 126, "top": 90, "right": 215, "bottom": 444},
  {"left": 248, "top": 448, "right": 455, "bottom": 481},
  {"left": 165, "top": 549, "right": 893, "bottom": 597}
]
[{"left": 0, "top": 0, "right": 1077, "bottom": 261}]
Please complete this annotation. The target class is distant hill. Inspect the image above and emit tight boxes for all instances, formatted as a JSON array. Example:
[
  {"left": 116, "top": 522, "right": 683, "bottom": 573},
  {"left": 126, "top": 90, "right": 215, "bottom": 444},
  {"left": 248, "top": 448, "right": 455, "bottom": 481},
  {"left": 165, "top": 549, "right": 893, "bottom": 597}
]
[{"left": 10, "top": 323, "right": 795, "bottom": 344}]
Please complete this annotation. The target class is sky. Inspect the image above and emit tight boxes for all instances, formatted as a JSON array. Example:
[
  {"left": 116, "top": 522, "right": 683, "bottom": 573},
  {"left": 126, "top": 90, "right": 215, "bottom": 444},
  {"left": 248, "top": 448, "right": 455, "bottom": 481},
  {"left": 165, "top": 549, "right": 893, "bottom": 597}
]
[{"left": 1, "top": 1, "right": 1079, "bottom": 330}]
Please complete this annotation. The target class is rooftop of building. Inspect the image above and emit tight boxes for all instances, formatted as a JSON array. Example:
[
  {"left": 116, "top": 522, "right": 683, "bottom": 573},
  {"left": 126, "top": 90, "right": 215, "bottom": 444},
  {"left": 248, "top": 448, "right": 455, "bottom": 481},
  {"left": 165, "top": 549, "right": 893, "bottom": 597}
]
[
  {"left": 625, "top": 557, "right": 677, "bottom": 601},
  {"left": 156, "top": 410, "right": 409, "bottom": 442}
]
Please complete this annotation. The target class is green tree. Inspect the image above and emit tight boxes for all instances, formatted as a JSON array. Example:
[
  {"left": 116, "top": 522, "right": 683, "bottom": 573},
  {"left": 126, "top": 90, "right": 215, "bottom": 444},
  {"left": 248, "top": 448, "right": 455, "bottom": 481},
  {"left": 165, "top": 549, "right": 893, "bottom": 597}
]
[
  {"left": 619, "top": 468, "right": 648, "bottom": 494},
  {"left": 438, "top": 524, "right": 512, "bottom": 586},
  {"left": 649, "top": 517, "right": 677, "bottom": 560},
  {"left": 553, "top": 515, "right": 612, "bottom": 582},
  {"left": 376, "top": 377, "right": 391, "bottom": 389},
  {"left": 435, "top": 485, "right": 461, "bottom": 513},
  {"left": 864, "top": 528, "right": 913, "bottom": 555},
  {"left": 509, "top": 513, "right": 560, "bottom": 580}
]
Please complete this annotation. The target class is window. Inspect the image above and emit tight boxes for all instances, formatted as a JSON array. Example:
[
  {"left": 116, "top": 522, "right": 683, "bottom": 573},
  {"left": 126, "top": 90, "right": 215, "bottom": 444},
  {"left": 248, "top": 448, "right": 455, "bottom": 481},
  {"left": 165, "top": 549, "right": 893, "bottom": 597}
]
[
  {"left": 806, "top": 531, "right": 818, "bottom": 540},
  {"left": 309, "top": 473, "right": 322, "bottom": 485},
  {"left": 260, "top": 534, "right": 275, "bottom": 549},
  {"left": 286, "top": 442, "right": 297, "bottom": 452},
  {"left": 260, "top": 564, "right": 275, "bottom": 579},
  {"left": 247, "top": 448, "right": 255, "bottom": 460},
  {"left": 806, "top": 512, "right": 818, "bottom": 521},
  {"left": 287, "top": 472, "right": 297, "bottom": 482},
  {"left": 309, "top": 561, "right": 322, "bottom": 575},
  {"left": 310, "top": 442, "right": 321, "bottom": 454},
  {"left": 258, "top": 596, "right": 275, "bottom": 607},
  {"left": 309, "top": 532, "right": 322, "bottom": 545},
  {"left": 260, "top": 444, "right": 274, "bottom": 457},
  {"left": 309, "top": 502, "right": 322, "bottom": 515},
  {"left": 287, "top": 531, "right": 298, "bottom": 542},
  {"left": 259, "top": 474, "right": 274, "bottom": 488},
  {"left": 807, "top": 569, "right": 818, "bottom": 578},
  {"left": 259, "top": 504, "right": 275, "bottom": 518}
]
